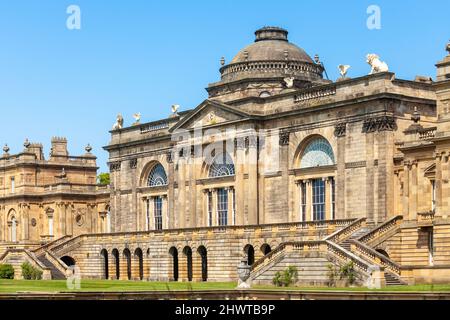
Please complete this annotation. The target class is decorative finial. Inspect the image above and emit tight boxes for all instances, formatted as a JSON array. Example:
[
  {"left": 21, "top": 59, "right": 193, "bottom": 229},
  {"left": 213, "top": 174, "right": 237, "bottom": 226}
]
[
  {"left": 171, "top": 104, "right": 180, "bottom": 115},
  {"left": 338, "top": 65, "right": 351, "bottom": 79},
  {"left": 283, "top": 50, "right": 289, "bottom": 60},
  {"left": 446, "top": 41, "right": 450, "bottom": 55},
  {"left": 3, "top": 144, "right": 10, "bottom": 154},
  {"left": 220, "top": 57, "right": 225, "bottom": 66},
  {"left": 412, "top": 106, "right": 421, "bottom": 124},
  {"left": 23, "top": 138, "right": 30, "bottom": 149},
  {"left": 85, "top": 144, "right": 92, "bottom": 153},
  {"left": 132, "top": 113, "right": 141, "bottom": 126}
]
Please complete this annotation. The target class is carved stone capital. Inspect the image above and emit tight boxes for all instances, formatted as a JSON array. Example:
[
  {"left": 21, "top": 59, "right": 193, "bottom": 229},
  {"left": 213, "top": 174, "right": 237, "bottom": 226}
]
[
  {"left": 129, "top": 158, "right": 138, "bottom": 169},
  {"left": 109, "top": 162, "right": 121, "bottom": 172},
  {"left": 334, "top": 123, "right": 347, "bottom": 137},
  {"left": 279, "top": 131, "right": 290, "bottom": 146},
  {"left": 362, "top": 116, "right": 397, "bottom": 133}
]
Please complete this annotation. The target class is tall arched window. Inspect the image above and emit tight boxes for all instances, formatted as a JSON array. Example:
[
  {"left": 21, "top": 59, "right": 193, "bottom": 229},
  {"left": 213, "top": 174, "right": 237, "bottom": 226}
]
[
  {"left": 300, "top": 137, "right": 335, "bottom": 169},
  {"left": 147, "top": 164, "right": 168, "bottom": 186},
  {"left": 209, "top": 153, "right": 235, "bottom": 177}
]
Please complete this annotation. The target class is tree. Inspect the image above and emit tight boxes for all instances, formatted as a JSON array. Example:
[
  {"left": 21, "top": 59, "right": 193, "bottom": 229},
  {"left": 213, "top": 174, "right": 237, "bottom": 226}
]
[{"left": 97, "top": 173, "right": 110, "bottom": 186}]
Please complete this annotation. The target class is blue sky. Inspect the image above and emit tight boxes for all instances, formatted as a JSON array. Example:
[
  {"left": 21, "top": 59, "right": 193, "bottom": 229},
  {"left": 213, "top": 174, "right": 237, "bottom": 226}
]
[{"left": 0, "top": 0, "right": 448, "bottom": 172}]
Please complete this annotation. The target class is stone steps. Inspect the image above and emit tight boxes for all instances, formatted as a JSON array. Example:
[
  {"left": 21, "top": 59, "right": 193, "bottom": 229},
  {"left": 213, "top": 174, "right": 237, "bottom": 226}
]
[{"left": 37, "top": 255, "right": 66, "bottom": 280}]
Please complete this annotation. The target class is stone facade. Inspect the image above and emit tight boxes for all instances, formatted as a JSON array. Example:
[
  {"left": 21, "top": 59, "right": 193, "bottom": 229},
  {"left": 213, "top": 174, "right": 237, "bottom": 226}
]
[{"left": 2, "top": 28, "right": 450, "bottom": 286}]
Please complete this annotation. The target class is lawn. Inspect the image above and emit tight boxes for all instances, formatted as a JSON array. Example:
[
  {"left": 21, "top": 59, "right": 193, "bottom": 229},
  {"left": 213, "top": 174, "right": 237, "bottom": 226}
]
[
  {"left": 1, "top": 280, "right": 450, "bottom": 294},
  {"left": 0, "top": 279, "right": 236, "bottom": 293}
]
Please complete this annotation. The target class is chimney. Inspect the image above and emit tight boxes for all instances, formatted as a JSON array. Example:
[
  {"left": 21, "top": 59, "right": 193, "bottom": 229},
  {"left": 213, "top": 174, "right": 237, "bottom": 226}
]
[
  {"left": 50, "top": 137, "right": 69, "bottom": 157},
  {"left": 28, "top": 143, "right": 45, "bottom": 160}
]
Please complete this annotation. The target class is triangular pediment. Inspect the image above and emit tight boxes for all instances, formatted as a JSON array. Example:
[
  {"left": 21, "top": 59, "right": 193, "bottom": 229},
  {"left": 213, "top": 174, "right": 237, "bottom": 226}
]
[
  {"left": 424, "top": 163, "right": 436, "bottom": 177},
  {"left": 169, "top": 99, "right": 254, "bottom": 132}
]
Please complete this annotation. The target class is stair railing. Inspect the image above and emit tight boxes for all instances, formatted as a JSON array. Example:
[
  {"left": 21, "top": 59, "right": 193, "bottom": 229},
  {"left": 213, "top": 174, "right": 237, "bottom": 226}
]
[{"left": 358, "top": 215, "right": 403, "bottom": 246}]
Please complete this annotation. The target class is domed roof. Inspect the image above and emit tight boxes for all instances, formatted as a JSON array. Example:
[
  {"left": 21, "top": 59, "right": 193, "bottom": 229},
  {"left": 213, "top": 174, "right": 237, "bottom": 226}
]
[
  {"left": 230, "top": 27, "right": 314, "bottom": 64},
  {"left": 218, "top": 27, "right": 324, "bottom": 83}
]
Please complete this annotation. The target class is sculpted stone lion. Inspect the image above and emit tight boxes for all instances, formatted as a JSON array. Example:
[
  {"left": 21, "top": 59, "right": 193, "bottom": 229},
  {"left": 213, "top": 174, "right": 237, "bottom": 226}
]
[{"left": 366, "top": 53, "right": 389, "bottom": 74}]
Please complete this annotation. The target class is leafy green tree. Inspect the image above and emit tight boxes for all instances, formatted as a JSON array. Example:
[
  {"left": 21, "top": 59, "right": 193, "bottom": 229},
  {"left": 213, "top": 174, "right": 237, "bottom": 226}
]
[
  {"left": 97, "top": 173, "right": 110, "bottom": 186},
  {"left": 0, "top": 264, "right": 14, "bottom": 279}
]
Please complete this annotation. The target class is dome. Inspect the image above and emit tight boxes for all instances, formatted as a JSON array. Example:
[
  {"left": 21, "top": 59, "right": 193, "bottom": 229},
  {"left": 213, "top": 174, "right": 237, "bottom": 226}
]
[
  {"left": 219, "top": 27, "right": 323, "bottom": 83},
  {"left": 230, "top": 27, "right": 314, "bottom": 64}
]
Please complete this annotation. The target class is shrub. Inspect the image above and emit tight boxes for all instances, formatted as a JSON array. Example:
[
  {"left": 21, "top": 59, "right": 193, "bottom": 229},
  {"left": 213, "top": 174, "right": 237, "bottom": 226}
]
[
  {"left": 272, "top": 266, "right": 298, "bottom": 287},
  {"left": 0, "top": 264, "right": 15, "bottom": 279},
  {"left": 21, "top": 262, "right": 43, "bottom": 280},
  {"left": 339, "top": 261, "right": 357, "bottom": 286},
  {"left": 327, "top": 264, "right": 339, "bottom": 287}
]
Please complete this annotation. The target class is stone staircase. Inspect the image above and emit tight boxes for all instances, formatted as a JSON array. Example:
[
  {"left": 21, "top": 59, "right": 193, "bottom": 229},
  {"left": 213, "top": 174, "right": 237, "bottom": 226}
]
[
  {"left": 249, "top": 216, "right": 407, "bottom": 287},
  {"left": 36, "top": 254, "right": 66, "bottom": 280}
]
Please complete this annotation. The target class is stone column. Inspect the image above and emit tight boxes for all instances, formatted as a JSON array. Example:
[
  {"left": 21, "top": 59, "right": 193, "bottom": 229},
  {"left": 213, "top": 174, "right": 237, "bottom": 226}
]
[
  {"left": 108, "top": 253, "right": 116, "bottom": 280},
  {"left": 279, "top": 132, "right": 290, "bottom": 222},
  {"left": 227, "top": 187, "right": 234, "bottom": 226},
  {"left": 402, "top": 161, "right": 410, "bottom": 218},
  {"left": 162, "top": 195, "right": 168, "bottom": 230},
  {"left": 192, "top": 250, "right": 202, "bottom": 282},
  {"left": 335, "top": 123, "right": 346, "bottom": 219},
  {"left": 167, "top": 151, "right": 175, "bottom": 229},
  {"left": 410, "top": 160, "right": 418, "bottom": 221},
  {"left": 441, "top": 153, "right": 450, "bottom": 216},
  {"left": 435, "top": 153, "right": 443, "bottom": 216},
  {"left": 247, "top": 135, "right": 258, "bottom": 224},
  {"left": 235, "top": 137, "right": 245, "bottom": 225}
]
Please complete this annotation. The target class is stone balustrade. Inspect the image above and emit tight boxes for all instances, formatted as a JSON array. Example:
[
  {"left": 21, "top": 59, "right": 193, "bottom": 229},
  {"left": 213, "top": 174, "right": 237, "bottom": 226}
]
[
  {"left": 417, "top": 211, "right": 435, "bottom": 227},
  {"left": 358, "top": 215, "right": 403, "bottom": 246}
]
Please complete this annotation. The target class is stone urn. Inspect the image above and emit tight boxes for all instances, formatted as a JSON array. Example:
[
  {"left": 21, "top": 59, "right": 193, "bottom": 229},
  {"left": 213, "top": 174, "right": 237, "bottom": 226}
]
[{"left": 236, "top": 255, "right": 251, "bottom": 289}]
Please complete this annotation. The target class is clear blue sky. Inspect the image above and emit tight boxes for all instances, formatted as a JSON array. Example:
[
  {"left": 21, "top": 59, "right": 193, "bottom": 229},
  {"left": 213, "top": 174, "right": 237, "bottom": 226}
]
[{"left": 0, "top": 0, "right": 448, "bottom": 172}]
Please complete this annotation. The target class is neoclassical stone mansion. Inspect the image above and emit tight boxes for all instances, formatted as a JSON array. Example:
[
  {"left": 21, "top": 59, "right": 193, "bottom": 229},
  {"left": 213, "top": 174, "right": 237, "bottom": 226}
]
[{"left": 1, "top": 27, "right": 450, "bottom": 286}]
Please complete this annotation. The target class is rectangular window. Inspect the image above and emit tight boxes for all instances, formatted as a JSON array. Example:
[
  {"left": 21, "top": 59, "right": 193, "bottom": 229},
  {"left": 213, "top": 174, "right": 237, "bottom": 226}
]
[
  {"left": 300, "top": 181, "right": 307, "bottom": 222},
  {"left": 431, "top": 180, "right": 436, "bottom": 212},
  {"left": 11, "top": 177, "right": 15, "bottom": 193},
  {"left": 154, "top": 196, "right": 163, "bottom": 231},
  {"left": 232, "top": 189, "right": 236, "bottom": 225},
  {"left": 217, "top": 188, "right": 228, "bottom": 226},
  {"left": 331, "top": 178, "right": 336, "bottom": 220},
  {"left": 312, "top": 179, "right": 325, "bottom": 221},
  {"left": 208, "top": 191, "right": 213, "bottom": 227},
  {"left": 428, "top": 229, "right": 434, "bottom": 266},
  {"left": 146, "top": 199, "right": 151, "bottom": 231}
]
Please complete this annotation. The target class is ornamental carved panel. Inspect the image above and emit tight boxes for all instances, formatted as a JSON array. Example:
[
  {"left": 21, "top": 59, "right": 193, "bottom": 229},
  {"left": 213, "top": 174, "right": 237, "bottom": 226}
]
[{"left": 362, "top": 116, "right": 397, "bottom": 133}]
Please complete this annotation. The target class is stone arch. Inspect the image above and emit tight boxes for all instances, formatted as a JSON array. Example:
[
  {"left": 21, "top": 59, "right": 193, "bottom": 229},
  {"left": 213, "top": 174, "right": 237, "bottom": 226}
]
[
  {"left": 376, "top": 249, "right": 390, "bottom": 258},
  {"left": 7, "top": 209, "right": 19, "bottom": 243},
  {"left": 183, "top": 246, "right": 193, "bottom": 282},
  {"left": 61, "top": 256, "right": 76, "bottom": 267},
  {"left": 139, "top": 160, "right": 169, "bottom": 187},
  {"left": 100, "top": 249, "right": 109, "bottom": 280},
  {"left": 244, "top": 244, "right": 255, "bottom": 266},
  {"left": 123, "top": 248, "right": 132, "bottom": 280},
  {"left": 293, "top": 134, "right": 336, "bottom": 169},
  {"left": 112, "top": 249, "right": 120, "bottom": 280},
  {"left": 134, "top": 248, "right": 144, "bottom": 281},
  {"left": 202, "top": 151, "right": 236, "bottom": 178},
  {"left": 197, "top": 246, "right": 208, "bottom": 282},
  {"left": 260, "top": 243, "right": 272, "bottom": 255},
  {"left": 169, "top": 247, "right": 179, "bottom": 282}
]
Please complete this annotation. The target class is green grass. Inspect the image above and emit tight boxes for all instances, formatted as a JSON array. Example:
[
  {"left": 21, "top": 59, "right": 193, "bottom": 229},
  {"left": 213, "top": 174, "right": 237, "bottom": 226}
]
[
  {"left": 2, "top": 280, "right": 450, "bottom": 294},
  {"left": 0, "top": 279, "right": 236, "bottom": 293},
  {"left": 253, "top": 284, "right": 450, "bottom": 292}
]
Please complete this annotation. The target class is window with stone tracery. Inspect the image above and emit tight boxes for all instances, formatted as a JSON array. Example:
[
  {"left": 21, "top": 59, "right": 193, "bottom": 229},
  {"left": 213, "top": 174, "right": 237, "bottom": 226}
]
[
  {"left": 147, "top": 164, "right": 168, "bottom": 186},
  {"left": 300, "top": 138, "right": 335, "bottom": 169},
  {"left": 209, "top": 153, "right": 235, "bottom": 178}
]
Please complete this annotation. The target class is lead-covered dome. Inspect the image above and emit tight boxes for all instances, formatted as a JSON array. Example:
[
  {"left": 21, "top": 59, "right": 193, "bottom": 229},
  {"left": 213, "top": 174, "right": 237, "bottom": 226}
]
[
  {"left": 219, "top": 27, "right": 324, "bottom": 83},
  {"left": 230, "top": 27, "right": 314, "bottom": 64}
]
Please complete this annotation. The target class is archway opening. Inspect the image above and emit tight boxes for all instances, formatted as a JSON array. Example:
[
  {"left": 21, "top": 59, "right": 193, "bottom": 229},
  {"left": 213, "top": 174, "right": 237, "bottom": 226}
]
[
  {"left": 197, "top": 246, "right": 208, "bottom": 282},
  {"left": 134, "top": 248, "right": 144, "bottom": 281},
  {"left": 101, "top": 249, "right": 109, "bottom": 280},
  {"left": 244, "top": 245, "right": 255, "bottom": 266},
  {"left": 61, "top": 256, "right": 76, "bottom": 267},
  {"left": 169, "top": 247, "right": 179, "bottom": 282},
  {"left": 376, "top": 249, "right": 390, "bottom": 258},
  {"left": 261, "top": 244, "right": 272, "bottom": 256},
  {"left": 123, "top": 249, "right": 132, "bottom": 280},
  {"left": 112, "top": 249, "right": 120, "bottom": 280},
  {"left": 183, "top": 246, "right": 193, "bottom": 282}
]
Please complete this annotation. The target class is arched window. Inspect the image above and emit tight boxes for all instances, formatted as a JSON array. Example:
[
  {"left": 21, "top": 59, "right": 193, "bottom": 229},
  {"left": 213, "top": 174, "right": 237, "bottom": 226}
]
[
  {"left": 300, "top": 137, "right": 335, "bottom": 169},
  {"left": 209, "top": 153, "right": 235, "bottom": 178},
  {"left": 147, "top": 164, "right": 168, "bottom": 186}
]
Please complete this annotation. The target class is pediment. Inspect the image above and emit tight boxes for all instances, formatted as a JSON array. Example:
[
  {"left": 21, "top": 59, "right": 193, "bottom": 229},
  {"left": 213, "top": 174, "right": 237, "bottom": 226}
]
[
  {"left": 170, "top": 100, "right": 253, "bottom": 132},
  {"left": 424, "top": 163, "right": 436, "bottom": 177}
]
